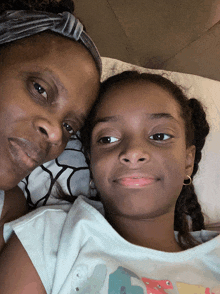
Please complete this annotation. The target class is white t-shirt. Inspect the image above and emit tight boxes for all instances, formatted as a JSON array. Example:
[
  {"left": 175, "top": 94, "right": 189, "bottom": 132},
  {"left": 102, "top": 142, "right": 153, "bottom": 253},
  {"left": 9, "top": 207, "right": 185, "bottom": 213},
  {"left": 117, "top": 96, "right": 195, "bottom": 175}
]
[{"left": 4, "top": 196, "right": 220, "bottom": 294}]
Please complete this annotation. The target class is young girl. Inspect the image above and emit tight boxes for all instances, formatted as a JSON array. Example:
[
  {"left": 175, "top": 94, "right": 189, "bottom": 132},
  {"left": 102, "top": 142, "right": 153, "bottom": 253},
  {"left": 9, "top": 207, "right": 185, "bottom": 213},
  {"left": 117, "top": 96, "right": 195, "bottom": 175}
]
[
  {"left": 0, "top": 0, "right": 101, "bottom": 250},
  {"left": 1, "top": 71, "right": 220, "bottom": 294}
]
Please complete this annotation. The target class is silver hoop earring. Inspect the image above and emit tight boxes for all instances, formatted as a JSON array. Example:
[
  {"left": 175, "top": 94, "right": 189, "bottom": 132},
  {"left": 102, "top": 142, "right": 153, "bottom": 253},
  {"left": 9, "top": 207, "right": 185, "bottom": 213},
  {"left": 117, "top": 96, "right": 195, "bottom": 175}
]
[
  {"left": 183, "top": 175, "right": 192, "bottom": 186},
  {"left": 89, "top": 179, "right": 94, "bottom": 189},
  {"left": 89, "top": 179, "right": 97, "bottom": 197}
]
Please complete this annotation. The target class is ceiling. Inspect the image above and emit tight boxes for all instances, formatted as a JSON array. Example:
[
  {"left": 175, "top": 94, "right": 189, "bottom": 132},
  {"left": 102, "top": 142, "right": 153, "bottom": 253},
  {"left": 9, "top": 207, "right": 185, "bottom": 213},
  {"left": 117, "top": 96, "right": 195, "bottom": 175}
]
[{"left": 74, "top": 0, "right": 220, "bottom": 81}]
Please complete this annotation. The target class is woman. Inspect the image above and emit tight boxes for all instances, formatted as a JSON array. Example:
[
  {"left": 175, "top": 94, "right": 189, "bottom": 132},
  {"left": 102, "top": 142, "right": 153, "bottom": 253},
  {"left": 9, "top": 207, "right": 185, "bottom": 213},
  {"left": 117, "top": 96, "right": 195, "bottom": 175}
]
[{"left": 0, "top": 0, "right": 101, "bottom": 250}]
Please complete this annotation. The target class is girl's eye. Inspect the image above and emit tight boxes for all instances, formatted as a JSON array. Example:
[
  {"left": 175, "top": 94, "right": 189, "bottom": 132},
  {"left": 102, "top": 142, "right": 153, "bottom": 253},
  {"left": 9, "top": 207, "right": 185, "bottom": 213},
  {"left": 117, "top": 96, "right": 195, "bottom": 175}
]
[
  {"left": 63, "top": 122, "right": 74, "bottom": 135},
  {"left": 149, "top": 133, "right": 172, "bottom": 141},
  {"left": 33, "top": 82, "right": 48, "bottom": 99},
  {"left": 98, "top": 136, "right": 119, "bottom": 144}
]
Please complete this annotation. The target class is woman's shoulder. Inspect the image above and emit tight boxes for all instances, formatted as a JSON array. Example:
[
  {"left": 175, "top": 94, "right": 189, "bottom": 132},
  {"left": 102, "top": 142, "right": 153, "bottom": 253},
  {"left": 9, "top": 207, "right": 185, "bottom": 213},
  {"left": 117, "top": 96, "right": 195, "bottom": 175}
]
[
  {"left": 3, "top": 199, "right": 72, "bottom": 243},
  {"left": 3, "top": 196, "right": 102, "bottom": 242}
]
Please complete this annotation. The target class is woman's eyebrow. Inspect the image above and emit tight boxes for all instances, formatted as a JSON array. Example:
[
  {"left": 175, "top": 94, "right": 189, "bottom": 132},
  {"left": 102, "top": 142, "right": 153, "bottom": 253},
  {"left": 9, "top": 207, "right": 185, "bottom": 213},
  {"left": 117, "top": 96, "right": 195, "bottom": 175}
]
[
  {"left": 24, "top": 67, "right": 67, "bottom": 93},
  {"left": 42, "top": 69, "right": 67, "bottom": 93}
]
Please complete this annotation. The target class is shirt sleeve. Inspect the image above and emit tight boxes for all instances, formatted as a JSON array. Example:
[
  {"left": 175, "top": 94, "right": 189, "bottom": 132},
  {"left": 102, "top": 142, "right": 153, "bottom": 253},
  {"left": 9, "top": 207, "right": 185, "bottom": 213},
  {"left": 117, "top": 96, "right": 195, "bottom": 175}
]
[{"left": 3, "top": 204, "right": 71, "bottom": 293}]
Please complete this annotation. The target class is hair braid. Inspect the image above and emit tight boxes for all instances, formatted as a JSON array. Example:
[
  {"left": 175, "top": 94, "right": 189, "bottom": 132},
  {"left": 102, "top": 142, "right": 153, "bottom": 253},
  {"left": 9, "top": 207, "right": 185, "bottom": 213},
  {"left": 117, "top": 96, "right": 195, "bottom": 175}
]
[
  {"left": 189, "top": 98, "right": 210, "bottom": 177},
  {"left": 174, "top": 98, "right": 209, "bottom": 248},
  {"left": 174, "top": 185, "right": 205, "bottom": 249}
]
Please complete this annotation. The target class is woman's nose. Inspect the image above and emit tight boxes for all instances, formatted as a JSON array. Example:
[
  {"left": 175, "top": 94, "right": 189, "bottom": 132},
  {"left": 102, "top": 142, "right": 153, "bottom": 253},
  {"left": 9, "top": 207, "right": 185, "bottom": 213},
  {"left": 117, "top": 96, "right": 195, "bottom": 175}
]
[
  {"left": 119, "top": 141, "right": 150, "bottom": 167},
  {"left": 34, "top": 118, "right": 63, "bottom": 146}
]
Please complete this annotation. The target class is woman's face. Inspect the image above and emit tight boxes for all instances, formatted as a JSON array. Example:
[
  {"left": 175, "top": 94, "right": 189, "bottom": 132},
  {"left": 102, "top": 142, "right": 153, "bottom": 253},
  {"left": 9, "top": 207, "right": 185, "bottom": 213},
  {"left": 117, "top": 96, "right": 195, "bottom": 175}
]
[
  {"left": 90, "top": 81, "right": 195, "bottom": 220},
  {"left": 0, "top": 33, "right": 99, "bottom": 190}
]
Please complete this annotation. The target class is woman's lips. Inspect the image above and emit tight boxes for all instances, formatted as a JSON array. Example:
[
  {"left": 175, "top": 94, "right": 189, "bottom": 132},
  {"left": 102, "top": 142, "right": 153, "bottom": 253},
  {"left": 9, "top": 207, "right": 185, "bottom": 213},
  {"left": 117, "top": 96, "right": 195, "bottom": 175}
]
[
  {"left": 116, "top": 176, "right": 156, "bottom": 188},
  {"left": 8, "top": 137, "right": 45, "bottom": 172}
]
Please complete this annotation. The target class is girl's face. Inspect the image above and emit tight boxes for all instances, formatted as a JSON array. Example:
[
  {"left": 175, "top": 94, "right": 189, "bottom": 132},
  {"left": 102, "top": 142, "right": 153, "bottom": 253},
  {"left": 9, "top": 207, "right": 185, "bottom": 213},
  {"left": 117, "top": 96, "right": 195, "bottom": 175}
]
[
  {"left": 0, "top": 33, "right": 99, "bottom": 190},
  {"left": 90, "top": 81, "right": 195, "bottom": 220}
]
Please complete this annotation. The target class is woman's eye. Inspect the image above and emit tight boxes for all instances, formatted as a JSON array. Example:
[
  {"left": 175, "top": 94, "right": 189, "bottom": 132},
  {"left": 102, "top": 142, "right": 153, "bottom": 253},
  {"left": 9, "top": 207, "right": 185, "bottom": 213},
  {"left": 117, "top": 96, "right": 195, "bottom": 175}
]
[
  {"left": 33, "top": 82, "right": 48, "bottom": 99},
  {"left": 149, "top": 133, "right": 172, "bottom": 141},
  {"left": 63, "top": 122, "right": 74, "bottom": 135},
  {"left": 98, "top": 136, "right": 119, "bottom": 144}
]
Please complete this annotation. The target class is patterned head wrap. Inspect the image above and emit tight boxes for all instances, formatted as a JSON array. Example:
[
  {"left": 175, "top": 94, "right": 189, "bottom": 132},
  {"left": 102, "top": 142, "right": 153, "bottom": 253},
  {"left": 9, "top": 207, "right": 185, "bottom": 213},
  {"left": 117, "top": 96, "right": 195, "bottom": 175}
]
[{"left": 0, "top": 10, "right": 102, "bottom": 73}]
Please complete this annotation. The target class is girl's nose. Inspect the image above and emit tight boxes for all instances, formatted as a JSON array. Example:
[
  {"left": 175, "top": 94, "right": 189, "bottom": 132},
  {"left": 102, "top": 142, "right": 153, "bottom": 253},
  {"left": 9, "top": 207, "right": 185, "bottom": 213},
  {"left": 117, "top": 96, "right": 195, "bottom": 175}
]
[
  {"left": 34, "top": 118, "right": 63, "bottom": 146},
  {"left": 119, "top": 141, "right": 150, "bottom": 167}
]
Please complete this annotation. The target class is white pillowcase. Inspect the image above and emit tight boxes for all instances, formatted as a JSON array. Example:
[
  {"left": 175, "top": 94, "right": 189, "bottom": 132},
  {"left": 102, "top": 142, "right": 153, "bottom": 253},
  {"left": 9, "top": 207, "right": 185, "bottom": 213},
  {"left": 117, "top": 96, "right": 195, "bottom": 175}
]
[{"left": 19, "top": 57, "right": 220, "bottom": 225}]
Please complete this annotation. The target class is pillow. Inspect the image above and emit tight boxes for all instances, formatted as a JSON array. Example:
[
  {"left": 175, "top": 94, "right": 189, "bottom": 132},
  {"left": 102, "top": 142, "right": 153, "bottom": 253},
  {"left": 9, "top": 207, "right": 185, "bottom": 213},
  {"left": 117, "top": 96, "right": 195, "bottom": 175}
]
[
  {"left": 18, "top": 136, "right": 90, "bottom": 207},
  {"left": 19, "top": 57, "right": 220, "bottom": 225}
]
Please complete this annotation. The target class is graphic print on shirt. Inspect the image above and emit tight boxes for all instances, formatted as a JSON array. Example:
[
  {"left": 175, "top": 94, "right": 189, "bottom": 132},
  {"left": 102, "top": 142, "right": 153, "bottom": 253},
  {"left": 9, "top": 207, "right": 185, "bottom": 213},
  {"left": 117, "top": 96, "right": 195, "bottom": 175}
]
[
  {"left": 72, "top": 264, "right": 107, "bottom": 293},
  {"left": 142, "top": 277, "right": 173, "bottom": 293},
  {"left": 108, "top": 266, "right": 219, "bottom": 294},
  {"left": 71, "top": 264, "right": 219, "bottom": 293},
  {"left": 109, "top": 266, "right": 144, "bottom": 294},
  {"left": 176, "top": 282, "right": 220, "bottom": 294}
]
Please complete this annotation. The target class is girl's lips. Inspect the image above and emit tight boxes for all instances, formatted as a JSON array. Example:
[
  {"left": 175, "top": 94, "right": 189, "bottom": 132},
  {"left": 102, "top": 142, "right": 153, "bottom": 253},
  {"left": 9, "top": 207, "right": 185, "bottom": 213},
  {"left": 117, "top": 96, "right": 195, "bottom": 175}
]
[{"left": 116, "top": 177, "right": 156, "bottom": 187}]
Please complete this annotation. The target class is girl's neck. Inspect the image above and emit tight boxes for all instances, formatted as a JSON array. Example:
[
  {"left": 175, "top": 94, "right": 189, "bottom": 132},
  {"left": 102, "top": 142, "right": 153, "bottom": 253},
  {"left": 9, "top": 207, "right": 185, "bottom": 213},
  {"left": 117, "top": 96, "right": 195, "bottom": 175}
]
[{"left": 106, "top": 211, "right": 183, "bottom": 252}]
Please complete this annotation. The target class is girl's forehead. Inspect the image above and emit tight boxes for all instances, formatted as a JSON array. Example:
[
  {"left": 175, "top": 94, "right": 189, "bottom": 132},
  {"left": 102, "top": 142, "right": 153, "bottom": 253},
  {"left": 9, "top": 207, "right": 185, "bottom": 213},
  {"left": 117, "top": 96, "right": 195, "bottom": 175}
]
[{"left": 97, "top": 81, "right": 182, "bottom": 118}]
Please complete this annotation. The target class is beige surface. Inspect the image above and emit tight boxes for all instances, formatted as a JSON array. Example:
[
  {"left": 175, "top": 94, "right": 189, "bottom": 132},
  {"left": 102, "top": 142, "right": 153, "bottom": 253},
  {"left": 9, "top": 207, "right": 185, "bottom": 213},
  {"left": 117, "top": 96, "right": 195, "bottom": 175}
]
[
  {"left": 74, "top": 0, "right": 220, "bottom": 81},
  {"left": 163, "top": 21, "right": 220, "bottom": 82}
]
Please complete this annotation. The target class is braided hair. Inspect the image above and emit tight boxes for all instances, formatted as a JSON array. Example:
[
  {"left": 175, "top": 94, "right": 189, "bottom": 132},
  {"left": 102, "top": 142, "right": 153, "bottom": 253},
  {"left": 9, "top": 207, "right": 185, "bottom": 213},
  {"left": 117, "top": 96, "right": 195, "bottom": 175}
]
[
  {"left": 80, "top": 70, "right": 210, "bottom": 249},
  {"left": 174, "top": 98, "right": 209, "bottom": 248}
]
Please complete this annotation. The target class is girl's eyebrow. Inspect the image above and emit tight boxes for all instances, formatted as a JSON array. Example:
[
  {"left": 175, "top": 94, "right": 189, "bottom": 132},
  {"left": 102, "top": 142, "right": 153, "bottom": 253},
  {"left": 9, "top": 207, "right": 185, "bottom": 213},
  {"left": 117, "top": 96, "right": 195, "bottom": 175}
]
[
  {"left": 93, "top": 113, "right": 180, "bottom": 127},
  {"left": 149, "top": 113, "right": 180, "bottom": 124},
  {"left": 93, "top": 115, "right": 120, "bottom": 127}
]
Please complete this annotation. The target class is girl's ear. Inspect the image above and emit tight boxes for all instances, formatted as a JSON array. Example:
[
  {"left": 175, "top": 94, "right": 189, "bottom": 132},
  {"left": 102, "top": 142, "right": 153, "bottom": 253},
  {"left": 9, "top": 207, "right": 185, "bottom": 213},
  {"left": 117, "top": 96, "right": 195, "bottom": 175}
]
[
  {"left": 185, "top": 145, "right": 196, "bottom": 177},
  {"left": 87, "top": 153, "right": 93, "bottom": 176}
]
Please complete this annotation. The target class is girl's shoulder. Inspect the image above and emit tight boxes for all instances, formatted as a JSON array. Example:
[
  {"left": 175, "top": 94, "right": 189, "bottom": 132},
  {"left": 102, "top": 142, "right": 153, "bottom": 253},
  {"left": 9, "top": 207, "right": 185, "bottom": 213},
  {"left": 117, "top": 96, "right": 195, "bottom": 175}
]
[{"left": 190, "top": 229, "right": 219, "bottom": 243}]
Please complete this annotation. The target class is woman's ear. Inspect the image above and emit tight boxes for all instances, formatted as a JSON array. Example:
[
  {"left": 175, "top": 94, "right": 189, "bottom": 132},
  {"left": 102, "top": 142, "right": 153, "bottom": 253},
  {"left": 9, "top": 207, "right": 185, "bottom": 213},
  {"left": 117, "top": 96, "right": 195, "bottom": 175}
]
[{"left": 185, "top": 145, "right": 196, "bottom": 177}]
